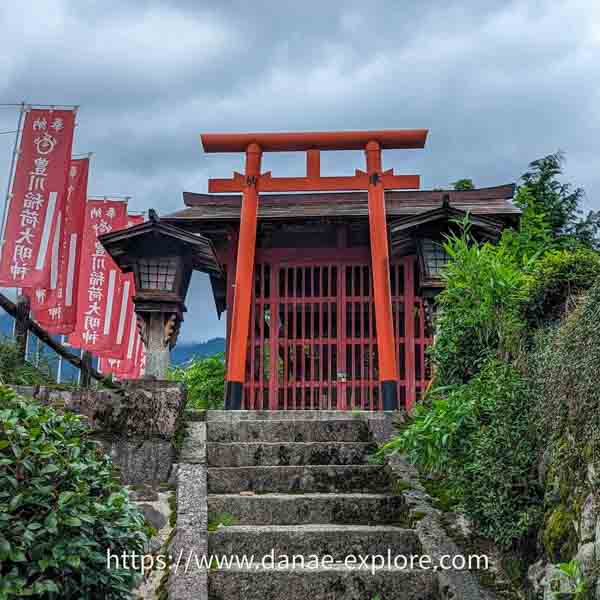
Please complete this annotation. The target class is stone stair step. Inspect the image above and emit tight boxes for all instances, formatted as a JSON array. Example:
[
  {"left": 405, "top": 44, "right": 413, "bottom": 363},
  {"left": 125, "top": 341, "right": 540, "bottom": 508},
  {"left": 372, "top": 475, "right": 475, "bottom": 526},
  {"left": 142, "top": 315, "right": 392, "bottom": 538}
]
[
  {"left": 207, "top": 441, "right": 377, "bottom": 467},
  {"left": 207, "top": 419, "right": 372, "bottom": 443},
  {"left": 207, "top": 410, "right": 389, "bottom": 421},
  {"left": 208, "top": 493, "right": 408, "bottom": 526},
  {"left": 208, "top": 566, "right": 438, "bottom": 600},
  {"left": 207, "top": 465, "right": 391, "bottom": 494},
  {"left": 209, "top": 524, "right": 420, "bottom": 560}
]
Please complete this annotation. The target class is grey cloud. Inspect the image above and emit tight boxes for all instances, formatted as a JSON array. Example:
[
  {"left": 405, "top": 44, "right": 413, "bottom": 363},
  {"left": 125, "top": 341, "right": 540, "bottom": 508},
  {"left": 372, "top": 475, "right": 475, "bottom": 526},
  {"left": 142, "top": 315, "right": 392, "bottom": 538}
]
[{"left": 0, "top": 0, "right": 599, "bottom": 341}]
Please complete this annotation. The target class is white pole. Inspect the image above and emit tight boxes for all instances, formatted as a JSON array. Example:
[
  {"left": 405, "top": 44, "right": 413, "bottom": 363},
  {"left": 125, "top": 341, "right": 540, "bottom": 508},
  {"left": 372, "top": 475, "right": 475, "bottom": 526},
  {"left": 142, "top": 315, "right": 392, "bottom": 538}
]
[
  {"left": 57, "top": 335, "right": 64, "bottom": 384},
  {"left": 0, "top": 102, "right": 25, "bottom": 260},
  {"left": 77, "top": 348, "right": 83, "bottom": 385}
]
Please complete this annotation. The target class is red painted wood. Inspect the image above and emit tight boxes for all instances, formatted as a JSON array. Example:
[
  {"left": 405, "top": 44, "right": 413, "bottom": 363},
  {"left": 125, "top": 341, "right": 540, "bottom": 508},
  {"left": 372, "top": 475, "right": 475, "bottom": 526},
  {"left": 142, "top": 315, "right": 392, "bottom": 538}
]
[
  {"left": 201, "top": 129, "right": 428, "bottom": 153},
  {"left": 404, "top": 257, "right": 417, "bottom": 409},
  {"left": 235, "top": 254, "right": 432, "bottom": 410},
  {"left": 209, "top": 171, "right": 420, "bottom": 193},
  {"left": 366, "top": 141, "right": 398, "bottom": 390},
  {"left": 225, "top": 144, "right": 262, "bottom": 386}
]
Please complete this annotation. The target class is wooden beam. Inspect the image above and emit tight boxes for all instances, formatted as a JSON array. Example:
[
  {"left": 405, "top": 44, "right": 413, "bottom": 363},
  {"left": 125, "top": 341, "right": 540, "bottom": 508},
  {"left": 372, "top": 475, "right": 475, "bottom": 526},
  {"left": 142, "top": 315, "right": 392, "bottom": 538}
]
[
  {"left": 201, "top": 129, "right": 428, "bottom": 153},
  {"left": 0, "top": 292, "right": 121, "bottom": 390},
  {"left": 208, "top": 171, "right": 420, "bottom": 193}
]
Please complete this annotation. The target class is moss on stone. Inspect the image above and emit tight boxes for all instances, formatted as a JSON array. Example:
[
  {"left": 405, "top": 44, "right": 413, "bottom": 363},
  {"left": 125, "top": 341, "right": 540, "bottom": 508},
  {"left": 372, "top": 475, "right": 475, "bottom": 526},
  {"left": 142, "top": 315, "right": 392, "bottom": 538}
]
[
  {"left": 420, "top": 476, "right": 458, "bottom": 512},
  {"left": 168, "top": 491, "right": 177, "bottom": 528},
  {"left": 208, "top": 512, "right": 237, "bottom": 532},
  {"left": 410, "top": 511, "right": 428, "bottom": 525},
  {"left": 543, "top": 505, "right": 578, "bottom": 562},
  {"left": 393, "top": 480, "right": 414, "bottom": 494}
]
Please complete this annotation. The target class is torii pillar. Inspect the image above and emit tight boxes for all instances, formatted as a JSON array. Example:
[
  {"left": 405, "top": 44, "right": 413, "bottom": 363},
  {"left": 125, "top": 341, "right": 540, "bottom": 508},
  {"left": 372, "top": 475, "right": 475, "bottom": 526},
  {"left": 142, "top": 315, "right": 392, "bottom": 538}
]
[
  {"left": 201, "top": 129, "right": 428, "bottom": 410},
  {"left": 224, "top": 143, "right": 262, "bottom": 409}
]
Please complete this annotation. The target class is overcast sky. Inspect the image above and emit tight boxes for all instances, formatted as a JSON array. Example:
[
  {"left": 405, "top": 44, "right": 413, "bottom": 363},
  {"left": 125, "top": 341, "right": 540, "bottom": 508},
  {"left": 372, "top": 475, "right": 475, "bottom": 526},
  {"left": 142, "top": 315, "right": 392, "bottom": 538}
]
[{"left": 1, "top": 1, "right": 599, "bottom": 342}]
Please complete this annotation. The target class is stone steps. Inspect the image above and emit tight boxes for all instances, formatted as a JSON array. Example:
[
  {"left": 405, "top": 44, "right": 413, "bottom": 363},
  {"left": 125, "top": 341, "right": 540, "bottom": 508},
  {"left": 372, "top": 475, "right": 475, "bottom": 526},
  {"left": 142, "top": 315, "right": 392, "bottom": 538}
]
[
  {"left": 206, "top": 409, "right": 390, "bottom": 422},
  {"left": 209, "top": 524, "right": 420, "bottom": 560},
  {"left": 207, "top": 441, "right": 377, "bottom": 467},
  {"left": 208, "top": 419, "right": 372, "bottom": 443},
  {"left": 169, "top": 410, "right": 445, "bottom": 599},
  {"left": 208, "top": 492, "right": 408, "bottom": 526},
  {"left": 208, "top": 565, "right": 438, "bottom": 600},
  {"left": 207, "top": 464, "right": 392, "bottom": 494}
]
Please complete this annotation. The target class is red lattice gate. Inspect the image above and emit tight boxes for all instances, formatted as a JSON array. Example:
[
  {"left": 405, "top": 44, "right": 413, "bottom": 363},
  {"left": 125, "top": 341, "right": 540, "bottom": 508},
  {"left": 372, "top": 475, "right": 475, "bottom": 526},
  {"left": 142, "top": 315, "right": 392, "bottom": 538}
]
[{"left": 239, "top": 256, "right": 432, "bottom": 410}]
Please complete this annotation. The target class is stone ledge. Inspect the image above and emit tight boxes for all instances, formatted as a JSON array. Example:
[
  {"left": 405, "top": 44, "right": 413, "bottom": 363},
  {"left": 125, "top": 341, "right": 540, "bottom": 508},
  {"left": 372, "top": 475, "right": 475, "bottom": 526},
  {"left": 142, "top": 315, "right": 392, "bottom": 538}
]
[{"left": 10, "top": 381, "right": 187, "bottom": 438}]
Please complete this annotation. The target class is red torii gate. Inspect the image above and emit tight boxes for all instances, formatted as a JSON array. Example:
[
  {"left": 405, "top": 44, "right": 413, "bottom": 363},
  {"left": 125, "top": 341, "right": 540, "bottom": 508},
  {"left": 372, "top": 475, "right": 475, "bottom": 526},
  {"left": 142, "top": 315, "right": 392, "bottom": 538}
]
[{"left": 201, "top": 129, "right": 428, "bottom": 410}]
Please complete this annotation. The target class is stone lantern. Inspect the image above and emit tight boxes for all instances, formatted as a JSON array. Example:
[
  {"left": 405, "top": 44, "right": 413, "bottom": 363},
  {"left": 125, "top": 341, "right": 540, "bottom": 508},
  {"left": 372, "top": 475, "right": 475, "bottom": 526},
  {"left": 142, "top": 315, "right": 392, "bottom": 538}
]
[{"left": 99, "top": 209, "right": 223, "bottom": 378}]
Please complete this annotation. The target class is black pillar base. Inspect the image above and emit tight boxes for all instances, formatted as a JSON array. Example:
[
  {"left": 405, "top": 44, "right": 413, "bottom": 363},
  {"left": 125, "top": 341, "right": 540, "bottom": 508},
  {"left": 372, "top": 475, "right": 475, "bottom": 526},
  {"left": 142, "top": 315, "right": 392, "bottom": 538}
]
[
  {"left": 225, "top": 381, "right": 243, "bottom": 410},
  {"left": 381, "top": 380, "right": 399, "bottom": 411}
]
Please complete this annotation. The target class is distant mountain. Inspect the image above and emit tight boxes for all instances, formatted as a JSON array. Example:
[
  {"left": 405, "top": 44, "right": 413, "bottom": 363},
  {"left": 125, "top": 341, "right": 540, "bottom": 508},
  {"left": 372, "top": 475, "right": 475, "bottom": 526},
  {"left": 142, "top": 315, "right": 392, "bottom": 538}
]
[
  {"left": 0, "top": 313, "right": 12, "bottom": 336},
  {"left": 0, "top": 311, "right": 224, "bottom": 376},
  {"left": 171, "top": 337, "right": 225, "bottom": 364}
]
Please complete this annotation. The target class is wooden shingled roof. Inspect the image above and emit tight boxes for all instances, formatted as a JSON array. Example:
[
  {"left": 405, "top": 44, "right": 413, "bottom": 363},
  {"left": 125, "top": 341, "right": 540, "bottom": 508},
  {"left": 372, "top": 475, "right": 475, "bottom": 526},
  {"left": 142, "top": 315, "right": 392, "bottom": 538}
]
[{"left": 164, "top": 184, "right": 519, "bottom": 224}]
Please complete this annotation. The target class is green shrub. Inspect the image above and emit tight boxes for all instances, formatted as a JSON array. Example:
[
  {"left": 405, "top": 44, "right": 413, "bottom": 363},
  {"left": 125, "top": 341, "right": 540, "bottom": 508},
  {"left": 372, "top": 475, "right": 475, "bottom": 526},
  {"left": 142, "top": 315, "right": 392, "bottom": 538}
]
[
  {"left": 0, "top": 386, "right": 147, "bottom": 598},
  {"left": 431, "top": 228, "right": 526, "bottom": 384},
  {"left": 382, "top": 384, "right": 479, "bottom": 475},
  {"left": 522, "top": 247, "right": 600, "bottom": 327},
  {"left": 169, "top": 353, "right": 225, "bottom": 409},
  {"left": 455, "top": 362, "right": 541, "bottom": 548},
  {"left": 529, "top": 279, "right": 600, "bottom": 491},
  {"left": 0, "top": 339, "right": 54, "bottom": 386},
  {"left": 384, "top": 361, "right": 541, "bottom": 548}
]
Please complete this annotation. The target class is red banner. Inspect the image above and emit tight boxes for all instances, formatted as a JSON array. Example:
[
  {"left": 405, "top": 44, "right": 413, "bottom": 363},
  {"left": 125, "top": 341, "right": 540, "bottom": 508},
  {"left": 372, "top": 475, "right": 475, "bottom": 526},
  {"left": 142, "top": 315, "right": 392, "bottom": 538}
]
[
  {"left": 69, "top": 200, "right": 128, "bottom": 352},
  {"left": 99, "top": 327, "right": 139, "bottom": 379},
  {"left": 0, "top": 108, "right": 76, "bottom": 287},
  {"left": 29, "top": 157, "right": 89, "bottom": 333},
  {"left": 97, "top": 214, "right": 143, "bottom": 359},
  {"left": 99, "top": 324, "right": 144, "bottom": 380}
]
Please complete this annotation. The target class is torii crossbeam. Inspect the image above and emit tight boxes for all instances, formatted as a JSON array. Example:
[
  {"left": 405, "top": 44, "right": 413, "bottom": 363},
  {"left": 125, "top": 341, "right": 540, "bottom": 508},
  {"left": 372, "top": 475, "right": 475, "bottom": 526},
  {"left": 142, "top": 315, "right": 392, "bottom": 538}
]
[{"left": 200, "top": 129, "right": 428, "bottom": 410}]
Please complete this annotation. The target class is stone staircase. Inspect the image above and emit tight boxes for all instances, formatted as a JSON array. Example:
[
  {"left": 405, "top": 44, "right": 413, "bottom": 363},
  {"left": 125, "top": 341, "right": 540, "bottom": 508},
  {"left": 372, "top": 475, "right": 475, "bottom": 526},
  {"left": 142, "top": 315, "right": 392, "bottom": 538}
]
[{"left": 200, "top": 411, "right": 439, "bottom": 600}]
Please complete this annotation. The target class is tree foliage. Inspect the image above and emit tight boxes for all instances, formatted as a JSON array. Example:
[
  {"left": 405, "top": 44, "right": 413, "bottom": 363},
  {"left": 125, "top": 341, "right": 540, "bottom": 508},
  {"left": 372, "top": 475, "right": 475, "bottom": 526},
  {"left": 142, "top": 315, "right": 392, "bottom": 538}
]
[
  {"left": 0, "top": 339, "right": 54, "bottom": 387},
  {"left": 519, "top": 152, "right": 600, "bottom": 249},
  {"left": 431, "top": 219, "right": 526, "bottom": 385},
  {"left": 169, "top": 353, "right": 225, "bottom": 410},
  {"left": 0, "top": 386, "right": 147, "bottom": 599},
  {"left": 452, "top": 178, "right": 475, "bottom": 191},
  {"left": 385, "top": 151, "right": 600, "bottom": 553}
]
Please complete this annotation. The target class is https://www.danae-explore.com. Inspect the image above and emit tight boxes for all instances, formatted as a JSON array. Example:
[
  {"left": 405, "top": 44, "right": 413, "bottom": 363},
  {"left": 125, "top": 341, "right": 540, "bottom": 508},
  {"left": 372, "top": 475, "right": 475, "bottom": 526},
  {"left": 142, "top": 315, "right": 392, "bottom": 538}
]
[{"left": 106, "top": 548, "right": 490, "bottom": 575}]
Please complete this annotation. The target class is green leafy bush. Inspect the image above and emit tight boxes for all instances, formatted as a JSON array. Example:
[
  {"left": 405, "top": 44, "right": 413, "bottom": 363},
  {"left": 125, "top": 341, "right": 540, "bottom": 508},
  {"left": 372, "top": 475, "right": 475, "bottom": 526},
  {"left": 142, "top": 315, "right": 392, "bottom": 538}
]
[
  {"left": 384, "top": 152, "right": 600, "bottom": 573},
  {"left": 0, "top": 386, "right": 147, "bottom": 598},
  {"left": 522, "top": 247, "right": 600, "bottom": 327},
  {"left": 384, "top": 361, "right": 541, "bottom": 548},
  {"left": 529, "top": 279, "right": 600, "bottom": 487},
  {"left": 0, "top": 339, "right": 54, "bottom": 386},
  {"left": 169, "top": 353, "right": 225, "bottom": 409},
  {"left": 431, "top": 227, "right": 526, "bottom": 385}
]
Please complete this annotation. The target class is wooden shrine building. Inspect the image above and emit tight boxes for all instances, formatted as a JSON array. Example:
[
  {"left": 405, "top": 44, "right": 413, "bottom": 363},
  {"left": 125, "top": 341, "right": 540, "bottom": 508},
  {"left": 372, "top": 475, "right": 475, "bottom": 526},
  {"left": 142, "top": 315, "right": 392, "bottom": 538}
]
[{"left": 164, "top": 130, "right": 520, "bottom": 411}]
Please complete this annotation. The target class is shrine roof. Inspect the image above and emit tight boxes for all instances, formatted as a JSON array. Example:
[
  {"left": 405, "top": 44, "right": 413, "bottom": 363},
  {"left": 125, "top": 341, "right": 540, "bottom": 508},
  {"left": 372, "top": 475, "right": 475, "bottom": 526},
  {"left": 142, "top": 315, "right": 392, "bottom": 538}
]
[{"left": 163, "top": 184, "right": 519, "bottom": 223}]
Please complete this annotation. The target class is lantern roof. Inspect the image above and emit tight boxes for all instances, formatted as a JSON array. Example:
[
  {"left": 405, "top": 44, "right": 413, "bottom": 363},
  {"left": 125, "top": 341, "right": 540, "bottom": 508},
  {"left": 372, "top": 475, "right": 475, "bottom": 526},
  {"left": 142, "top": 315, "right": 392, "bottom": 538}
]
[{"left": 99, "top": 209, "right": 223, "bottom": 276}]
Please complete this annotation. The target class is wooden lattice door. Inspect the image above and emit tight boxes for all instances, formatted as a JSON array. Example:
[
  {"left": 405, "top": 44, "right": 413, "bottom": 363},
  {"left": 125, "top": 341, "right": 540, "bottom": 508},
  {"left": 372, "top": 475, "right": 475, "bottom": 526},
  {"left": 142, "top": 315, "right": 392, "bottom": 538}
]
[{"left": 241, "top": 257, "right": 432, "bottom": 410}]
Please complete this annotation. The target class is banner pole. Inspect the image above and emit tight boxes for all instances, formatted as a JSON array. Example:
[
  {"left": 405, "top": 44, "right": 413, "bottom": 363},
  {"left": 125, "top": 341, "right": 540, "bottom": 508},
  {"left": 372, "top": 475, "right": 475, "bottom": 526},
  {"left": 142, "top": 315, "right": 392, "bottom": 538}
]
[
  {"left": 77, "top": 348, "right": 83, "bottom": 386},
  {"left": 57, "top": 335, "right": 64, "bottom": 384},
  {"left": 0, "top": 101, "right": 25, "bottom": 259}
]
